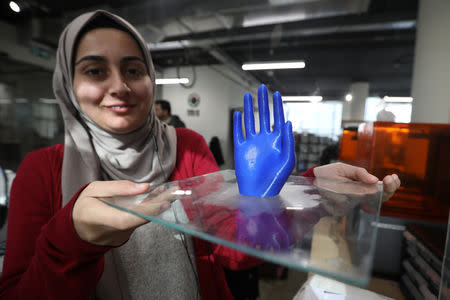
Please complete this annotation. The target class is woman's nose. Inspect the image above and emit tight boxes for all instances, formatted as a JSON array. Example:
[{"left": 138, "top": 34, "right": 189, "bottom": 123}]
[{"left": 109, "top": 71, "right": 131, "bottom": 97}]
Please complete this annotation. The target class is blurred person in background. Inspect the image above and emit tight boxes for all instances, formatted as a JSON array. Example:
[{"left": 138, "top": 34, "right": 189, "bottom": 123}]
[{"left": 155, "top": 99, "right": 186, "bottom": 128}]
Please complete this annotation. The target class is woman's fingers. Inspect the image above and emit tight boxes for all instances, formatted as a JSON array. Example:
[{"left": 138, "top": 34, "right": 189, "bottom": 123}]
[
  {"left": 381, "top": 174, "right": 401, "bottom": 202},
  {"left": 148, "top": 184, "right": 166, "bottom": 195},
  {"left": 140, "top": 186, "right": 178, "bottom": 207},
  {"left": 393, "top": 174, "right": 401, "bottom": 188},
  {"left": 345, "top": 165, "right": 379, "bottom": 184},
  {"left": 94, "top": 198, "right": 150, "bottom": 230},
  {"left": 73, "top": 180, "right": 175, "bottom": 246},
  {"left": 132, "top": 201, "right": 171, "bottom": 219},
  {"left": 314, "top": 162, "right": 378, "bottom": 184},
  {"left": 82, "top": 180, "right": 150, "bottom": 198},
  {"left": 128, "top": 186, "right": 179, "bottom": 217},
  {"left": 382, "top": 174, "right": 401, "bottom": 193},
  {"left": 99, "top": 187, "right": 178, "bottom": 231},
  {"left": 313, "top": 163, "right": 401, "bottom": 204}
]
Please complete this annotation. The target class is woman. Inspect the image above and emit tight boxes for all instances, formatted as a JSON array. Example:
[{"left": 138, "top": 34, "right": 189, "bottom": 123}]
[{"left": 0, "top": 10, "right": 400, "bottom": 300}]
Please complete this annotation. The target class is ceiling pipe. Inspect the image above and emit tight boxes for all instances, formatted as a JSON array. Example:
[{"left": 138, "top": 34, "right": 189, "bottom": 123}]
[
  {"left": 206, "top": 45, "right": 261, "bottom": 91},
  {"left": 149, "top": 17, "right": 416, "bottom": 51}
]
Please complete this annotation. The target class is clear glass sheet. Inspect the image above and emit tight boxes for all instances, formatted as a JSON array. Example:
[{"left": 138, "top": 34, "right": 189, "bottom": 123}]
[{"left": 103, "top": 170, "right": 383, "bottom": 286}]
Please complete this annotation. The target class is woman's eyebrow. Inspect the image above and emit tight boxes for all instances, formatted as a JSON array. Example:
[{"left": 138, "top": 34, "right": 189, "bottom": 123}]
[
  {"left": 122, "top": 56, "right": 145, "bottom": 64},
  {"left": 75, "top": 55, "right": 106, "bottom": 65}
]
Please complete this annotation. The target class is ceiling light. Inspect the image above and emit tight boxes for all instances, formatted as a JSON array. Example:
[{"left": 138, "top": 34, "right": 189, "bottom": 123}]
[
  {"left": 383, "top": 96, "right": 413, "bottom": 103},
  {"left": 155, "top": 78, "right": 189, "bottom": 85},
  {"left": 242, "top": 61, "right": 305, "bottom": 71},
  {"left": 345, "top": 94, "right": 353, "bottom": 101},
  {"left": 9, "top": 1, "right": 21, "bottom": 13},
  {"left": 282, "top": 96, "right": 322, "bottom": 102}
]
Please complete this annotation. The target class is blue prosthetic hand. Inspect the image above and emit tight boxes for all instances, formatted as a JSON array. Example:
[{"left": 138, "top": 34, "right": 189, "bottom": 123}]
[{"left": 234, "top": 84, "right": 295, "bottom": 197}]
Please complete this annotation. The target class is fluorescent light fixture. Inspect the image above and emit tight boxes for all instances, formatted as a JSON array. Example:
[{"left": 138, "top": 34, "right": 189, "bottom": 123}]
[
  {"left": 155, "top": 78, "right": 189, "bottom": 85},
  {"left": 383, "top": 96, "right": 413, "bottom": 103},
  {"left": 282, "top": 96, "right": 322, "bottom": 102},
  {"left": 148, "top": 40, "right": 191, "bottom": 51},
  {"left": 9, "top": 1, "right": 20, "bottom": 13},
  {"left": 242, "top": 61, "right": 305, "bottom": 71},
  {"left": 345, "top": 94, "right": 353, "bottom": 101},
  {"left": 0, "top": 99, "right": 12, "bottom": 104},
  {"left": 243, "top": 13, "right": 307, "bottom": 28}
]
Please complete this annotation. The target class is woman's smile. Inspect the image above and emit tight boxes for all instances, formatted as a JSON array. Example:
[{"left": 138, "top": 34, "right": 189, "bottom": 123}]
[{"left": 104, "top": 104, "right": 136, "bottom": 113}]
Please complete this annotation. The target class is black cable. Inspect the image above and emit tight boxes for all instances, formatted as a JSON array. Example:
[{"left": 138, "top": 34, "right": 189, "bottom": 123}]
[
  {"left": 173, "top": 208, "right": 201, "bottom": 300},
  {"left": 152, "top": 134, "right": 200, "bottom": 300}
]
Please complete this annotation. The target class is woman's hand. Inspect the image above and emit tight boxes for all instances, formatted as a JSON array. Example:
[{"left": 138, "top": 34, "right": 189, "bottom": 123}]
[
  {"left": 313, "top": 162, "right": 401, "bottom": 202},
  {"left": 233, "top": 84, "right": 295, "bottom": 197},
  {"left": 73, "top": 180, "right": 174, "bottom": 247}
]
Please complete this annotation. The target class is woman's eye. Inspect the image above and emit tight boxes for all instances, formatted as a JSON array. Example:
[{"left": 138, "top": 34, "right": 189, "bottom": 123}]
[
  {"left": 85, "top": 68, "right": 105, "bottom": 77},
  {"left": 125, "top": 67, "right": 145, "bottom": 78}
]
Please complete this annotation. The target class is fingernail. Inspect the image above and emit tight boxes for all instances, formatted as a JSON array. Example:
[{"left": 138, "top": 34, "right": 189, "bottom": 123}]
[{"left": 135, "top": 183, "right": 150, "bottom": 191}]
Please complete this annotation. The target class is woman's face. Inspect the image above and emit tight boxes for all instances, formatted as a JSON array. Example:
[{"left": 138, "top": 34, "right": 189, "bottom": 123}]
[{"left": 73, "top": 27, "right": 152, "bottom": 134}]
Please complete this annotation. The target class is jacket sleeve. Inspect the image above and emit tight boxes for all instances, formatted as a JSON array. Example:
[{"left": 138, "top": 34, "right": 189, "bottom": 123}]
[{"left": 0, "top": 149, "right": 111, "bottom": 300}]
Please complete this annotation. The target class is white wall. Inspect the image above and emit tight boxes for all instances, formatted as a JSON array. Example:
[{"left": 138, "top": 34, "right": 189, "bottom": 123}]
[
  {"left": 410, "top": 0, "right": 450, "bottom": 123},
  {"left": 160, "top": 65, "right": 255, "bottom": 169}
]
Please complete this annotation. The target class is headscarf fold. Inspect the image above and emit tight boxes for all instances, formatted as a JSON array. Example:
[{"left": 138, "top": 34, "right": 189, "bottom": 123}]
[{"left": 53, "top": 10, "right": 190, "bottom": 300}]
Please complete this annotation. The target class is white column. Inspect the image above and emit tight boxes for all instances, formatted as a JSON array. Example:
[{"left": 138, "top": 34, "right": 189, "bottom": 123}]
[
  {"left": 342, "top": 82, "right": 369, "bottom": 121},
  {"left": 411, "top": 0, "right": 450, "bottom": 124}
]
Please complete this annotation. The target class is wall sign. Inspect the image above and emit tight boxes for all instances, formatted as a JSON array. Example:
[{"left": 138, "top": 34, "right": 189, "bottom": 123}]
[
  {"left": 187, "top": 92, "right": 200, "bottom": 117},
  {"left": 187, "top": 109, "right": 200, "bottom": 116},
  {"left": 187, "top": 92, "right": 200, "bottom": 108}
]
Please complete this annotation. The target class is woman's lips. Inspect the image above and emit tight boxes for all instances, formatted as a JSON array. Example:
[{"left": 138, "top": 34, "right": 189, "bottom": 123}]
[{"left": 105, "top": 104, "right": 135, "bottom": 113}]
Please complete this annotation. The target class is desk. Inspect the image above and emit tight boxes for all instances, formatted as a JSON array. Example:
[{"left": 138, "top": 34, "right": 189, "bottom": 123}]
[{"left": 104, "top": 170, "right": 383, "bottom": 286}]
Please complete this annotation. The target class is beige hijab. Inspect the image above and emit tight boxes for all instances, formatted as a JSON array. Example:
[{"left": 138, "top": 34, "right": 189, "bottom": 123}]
[
  {"left": 53, "top": 10, "right": 195, "bottom": 300},
  {"left": 53, "top": 10, "right": 177, "bottom": 205}
]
